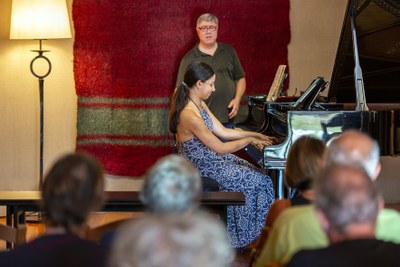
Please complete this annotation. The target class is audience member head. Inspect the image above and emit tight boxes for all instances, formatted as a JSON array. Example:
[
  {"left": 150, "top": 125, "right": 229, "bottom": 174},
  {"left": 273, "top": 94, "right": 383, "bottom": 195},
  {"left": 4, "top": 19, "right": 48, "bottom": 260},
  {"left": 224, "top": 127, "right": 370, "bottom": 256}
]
[
  {"left": 109, "top": 212, "right": 234, "bottom": 267},
  {"left": 169, "top": 61, "right": 215, "bottom": 134},
  {"left": 285, "top": 136, "right": 326, "bottom": 191},
  {"left": 140, "top": 155, "right": 202, "bottom": 214},
  {"left": 315, "top": 164, "right": 382, "bottom": 240},
  {"left": 326, "top": 130, "right": 381, "bottom": 179},
  {"left": 41, "top": 152, "right": 105, "bottom": 233}
]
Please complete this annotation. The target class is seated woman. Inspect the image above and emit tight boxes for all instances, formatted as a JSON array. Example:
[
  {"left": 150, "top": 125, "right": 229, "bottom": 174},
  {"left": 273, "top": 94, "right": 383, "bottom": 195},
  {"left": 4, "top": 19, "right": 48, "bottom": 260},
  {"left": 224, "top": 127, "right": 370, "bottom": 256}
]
[
  {"left": 251, "top": 136, "right": 326, "bottom": 262},
  {"left": 169, "top": 61, "right": 276, "bottom": 248}
]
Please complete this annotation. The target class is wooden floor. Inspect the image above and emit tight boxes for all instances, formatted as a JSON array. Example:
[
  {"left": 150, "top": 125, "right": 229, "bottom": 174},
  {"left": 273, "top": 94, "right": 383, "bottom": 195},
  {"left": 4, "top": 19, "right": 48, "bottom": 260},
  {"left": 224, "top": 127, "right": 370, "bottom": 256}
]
[{"left": 0, "top": 212, "right": 252, "bottom": 267}]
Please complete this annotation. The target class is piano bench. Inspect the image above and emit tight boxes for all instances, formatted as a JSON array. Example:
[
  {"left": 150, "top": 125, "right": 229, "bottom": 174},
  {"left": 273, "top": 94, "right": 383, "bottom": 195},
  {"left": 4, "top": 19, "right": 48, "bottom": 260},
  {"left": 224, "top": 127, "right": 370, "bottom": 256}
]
[
  {"left": 202, "top": 177, "right": 220, "bottom": 192},
  {"left": 171, "top": 146, "right": 220, "bottom": 192}
]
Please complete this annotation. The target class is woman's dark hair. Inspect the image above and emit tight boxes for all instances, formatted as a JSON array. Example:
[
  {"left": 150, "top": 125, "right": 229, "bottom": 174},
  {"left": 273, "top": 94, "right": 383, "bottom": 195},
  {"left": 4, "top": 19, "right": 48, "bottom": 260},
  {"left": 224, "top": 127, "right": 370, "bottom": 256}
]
[
  {"left": 285, "top": 136, "right": 326, "bottom": 190},
  {"left": 41, "top": 152, "right": 105, "bottom": 232},
  {"left": 169, "top": 62, "right": 215, "bottom": 134}
]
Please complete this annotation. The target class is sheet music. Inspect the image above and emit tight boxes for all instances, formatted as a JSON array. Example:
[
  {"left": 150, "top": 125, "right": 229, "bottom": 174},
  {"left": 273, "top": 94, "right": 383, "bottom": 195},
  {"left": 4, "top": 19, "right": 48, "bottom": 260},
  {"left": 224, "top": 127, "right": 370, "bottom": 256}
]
[{"left": 266, "top": 65, "right": 287, "bottom": 102}]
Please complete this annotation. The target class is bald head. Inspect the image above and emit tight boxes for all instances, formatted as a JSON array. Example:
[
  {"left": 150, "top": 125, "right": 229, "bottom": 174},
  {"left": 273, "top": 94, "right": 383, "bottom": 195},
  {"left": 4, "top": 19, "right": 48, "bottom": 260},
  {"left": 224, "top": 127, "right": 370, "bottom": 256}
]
[{"left": 326, "top": 130, "right": 380, "bottom": 179}]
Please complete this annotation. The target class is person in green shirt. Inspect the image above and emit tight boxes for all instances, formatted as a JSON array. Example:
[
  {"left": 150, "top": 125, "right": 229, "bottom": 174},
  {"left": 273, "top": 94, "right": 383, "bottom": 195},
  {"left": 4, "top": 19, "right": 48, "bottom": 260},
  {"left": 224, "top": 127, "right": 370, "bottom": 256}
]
[
  {"left": 254, "top": 130, "right": 400, "bottom": 267},
  {"left": 287, "top": 164, "right": 400, "bottom": 267}
]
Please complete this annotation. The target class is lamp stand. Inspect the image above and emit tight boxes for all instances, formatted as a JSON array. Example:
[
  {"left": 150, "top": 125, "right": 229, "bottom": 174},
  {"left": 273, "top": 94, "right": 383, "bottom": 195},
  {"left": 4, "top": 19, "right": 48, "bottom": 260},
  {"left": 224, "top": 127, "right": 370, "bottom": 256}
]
[
  {"left": 30, "top": 39, "right": 52, "bottom": 190},
  {"left": 26, "top": 39, "right": 52, "bottom": 223}
]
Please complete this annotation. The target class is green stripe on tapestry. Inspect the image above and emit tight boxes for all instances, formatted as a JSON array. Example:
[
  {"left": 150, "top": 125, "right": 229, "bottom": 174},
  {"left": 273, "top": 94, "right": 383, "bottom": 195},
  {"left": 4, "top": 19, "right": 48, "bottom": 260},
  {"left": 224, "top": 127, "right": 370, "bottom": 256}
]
[
  {"left": 79, "top": 96, "right": 168, "bottom": 105},
  {"left": 77, "top": 138, "right": 172, "bottom": 146},
  {"left": 77, "top": 96, "right": 174, "bottom": 147},
  {"left": 78, "top": 107, "right": 170, "bottom": 136}
]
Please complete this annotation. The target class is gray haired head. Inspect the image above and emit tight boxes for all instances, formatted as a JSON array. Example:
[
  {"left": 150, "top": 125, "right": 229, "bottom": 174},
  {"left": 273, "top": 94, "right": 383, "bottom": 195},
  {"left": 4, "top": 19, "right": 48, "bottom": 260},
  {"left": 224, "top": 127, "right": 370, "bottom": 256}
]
[
  {"left": 315, "top": 164, "right": 381, "bottom": 234},
  {"left": 326, "top": 130, "right": 380, "bottom": 178},
  {"left": 140, "top": 155, "right": 202, "bottom": 214},
  {"left": 196, "top": 13, "right": 219, "bottom": 27},
  {"left": 110, "top": 212, "right": 234, "bottom": 267}
]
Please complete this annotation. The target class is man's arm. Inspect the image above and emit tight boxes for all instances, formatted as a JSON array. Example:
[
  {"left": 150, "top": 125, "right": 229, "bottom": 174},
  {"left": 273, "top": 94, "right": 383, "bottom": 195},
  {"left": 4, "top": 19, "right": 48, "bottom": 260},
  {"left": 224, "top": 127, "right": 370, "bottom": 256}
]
[{"left": 228, "top": 77, "right": 246, "bottom": 119}]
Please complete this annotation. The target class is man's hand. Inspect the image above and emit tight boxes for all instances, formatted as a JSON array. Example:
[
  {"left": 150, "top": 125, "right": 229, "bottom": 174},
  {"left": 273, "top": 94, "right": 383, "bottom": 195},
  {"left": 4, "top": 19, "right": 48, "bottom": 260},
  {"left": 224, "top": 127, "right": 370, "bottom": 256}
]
[{"left": 228, "top": 98, "right": 241, "bottom": 119}]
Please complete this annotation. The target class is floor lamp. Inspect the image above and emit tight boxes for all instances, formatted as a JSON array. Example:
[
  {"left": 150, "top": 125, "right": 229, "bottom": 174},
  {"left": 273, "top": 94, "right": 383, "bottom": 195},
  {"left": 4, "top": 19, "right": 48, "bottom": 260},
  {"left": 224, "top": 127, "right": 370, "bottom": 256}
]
[{"left": 10, "top": 0, "right": 72, "bottom": 190}]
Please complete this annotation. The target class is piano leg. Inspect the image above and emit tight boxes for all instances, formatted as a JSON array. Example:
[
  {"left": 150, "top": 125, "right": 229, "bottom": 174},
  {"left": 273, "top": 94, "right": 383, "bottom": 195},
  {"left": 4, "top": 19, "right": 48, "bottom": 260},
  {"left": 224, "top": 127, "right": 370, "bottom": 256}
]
[
  {"left": 269, "top": 167, "right": 286, "bottom": 199},
  {"left": 276, "top": 168, "right": 285, "bottom": 199}
]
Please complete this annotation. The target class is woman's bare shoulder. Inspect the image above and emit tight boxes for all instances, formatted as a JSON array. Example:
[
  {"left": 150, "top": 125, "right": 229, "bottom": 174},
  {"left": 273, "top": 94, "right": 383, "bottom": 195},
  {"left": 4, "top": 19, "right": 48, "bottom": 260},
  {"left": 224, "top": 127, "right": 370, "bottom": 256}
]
[{"left": 180, "top": 107, "right": 202, "bottom": 124}]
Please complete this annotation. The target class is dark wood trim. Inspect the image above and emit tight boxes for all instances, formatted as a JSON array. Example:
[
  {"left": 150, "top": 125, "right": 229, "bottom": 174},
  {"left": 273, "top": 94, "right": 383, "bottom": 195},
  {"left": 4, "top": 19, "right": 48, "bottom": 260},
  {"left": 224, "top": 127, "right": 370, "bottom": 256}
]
[
  {"left": 0, "top": 190, "right": 245, "bottom": 247},
  {"left": 0, "top": 190, "right": 245, "bottom": 220}
]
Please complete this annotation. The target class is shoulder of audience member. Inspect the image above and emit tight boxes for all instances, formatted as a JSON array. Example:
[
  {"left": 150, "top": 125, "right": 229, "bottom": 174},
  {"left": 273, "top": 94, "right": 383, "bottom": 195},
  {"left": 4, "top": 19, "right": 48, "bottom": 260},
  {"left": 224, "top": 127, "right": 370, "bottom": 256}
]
[
  {"left": 377, "top": 208, "right": 400, "bottom": 244},
  {"left": 273, "top": 204, "right": 315, "bottom": 227},
  {"left": 286, "top": 249, "right": 316, "bottom": 267},
  {"left": 266, "top": 199, "right": 292, "bottom": 228}
]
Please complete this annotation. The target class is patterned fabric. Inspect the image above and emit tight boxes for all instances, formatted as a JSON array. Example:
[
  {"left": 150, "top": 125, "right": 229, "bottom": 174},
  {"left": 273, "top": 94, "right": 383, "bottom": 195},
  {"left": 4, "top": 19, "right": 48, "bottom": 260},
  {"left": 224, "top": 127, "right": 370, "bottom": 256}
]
[{"left": 177, "top": 108, "right": 274, "bottom": 248}]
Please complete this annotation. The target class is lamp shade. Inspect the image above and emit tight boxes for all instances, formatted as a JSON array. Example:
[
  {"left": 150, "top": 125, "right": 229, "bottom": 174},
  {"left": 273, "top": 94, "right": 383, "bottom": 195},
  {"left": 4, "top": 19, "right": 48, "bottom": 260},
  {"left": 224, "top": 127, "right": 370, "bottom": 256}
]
[{"left": 10, "top": 0, "right": 72, "bottom": 40}]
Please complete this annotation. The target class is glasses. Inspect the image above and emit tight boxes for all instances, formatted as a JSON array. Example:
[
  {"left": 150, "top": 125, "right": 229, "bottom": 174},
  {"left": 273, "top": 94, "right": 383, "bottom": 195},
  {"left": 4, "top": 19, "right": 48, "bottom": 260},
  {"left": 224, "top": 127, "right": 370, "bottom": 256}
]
[{"left": 198, "top": 25, "right": 217, "bottom": 32}]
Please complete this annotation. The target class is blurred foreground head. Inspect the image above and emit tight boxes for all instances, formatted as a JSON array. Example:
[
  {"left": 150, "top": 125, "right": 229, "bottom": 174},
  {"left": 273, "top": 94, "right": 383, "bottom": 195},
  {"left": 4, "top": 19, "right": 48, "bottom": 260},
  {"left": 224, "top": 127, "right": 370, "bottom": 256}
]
[
  {"left": 110, "top": 212, "right": 234, "bottom": 267},
  {"left": 285, "top": 135, "right": 326, "bottom": 190},
  {"left": 140, "top": 155, "right": 202, "bottom": 214},
  {"left": 42, "top": 152, "right": 105, "bottom": 232},
  {"left": 315, "top": 164, "right": 382, "bottom": 235}
]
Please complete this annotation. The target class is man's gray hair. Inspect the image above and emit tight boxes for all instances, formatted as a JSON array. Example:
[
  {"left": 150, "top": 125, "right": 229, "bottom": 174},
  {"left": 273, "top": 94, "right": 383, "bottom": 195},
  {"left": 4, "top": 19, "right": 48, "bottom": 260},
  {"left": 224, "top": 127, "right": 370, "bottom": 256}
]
[
  {"left": 315, "top": 164, "right": 381, "bottom": 234},
  {"left": 110, "top": 212, "right": 234, "bottom": 267},
  {"left": 197, "top": 13, "right": 219, "bottom": 27},
  {"left": 326, "top": 131, "right": 380, "bottom": 178},
  {"left": 140, "top": 155, "right": 202, "bottom": 213}
]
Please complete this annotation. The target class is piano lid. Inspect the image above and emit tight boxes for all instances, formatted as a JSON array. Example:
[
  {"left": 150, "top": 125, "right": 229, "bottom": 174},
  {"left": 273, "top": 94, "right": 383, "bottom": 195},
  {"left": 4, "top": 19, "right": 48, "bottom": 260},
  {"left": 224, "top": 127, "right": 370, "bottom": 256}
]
[{"left": 328, "top": 0, "right": 400, "bottom": 103}]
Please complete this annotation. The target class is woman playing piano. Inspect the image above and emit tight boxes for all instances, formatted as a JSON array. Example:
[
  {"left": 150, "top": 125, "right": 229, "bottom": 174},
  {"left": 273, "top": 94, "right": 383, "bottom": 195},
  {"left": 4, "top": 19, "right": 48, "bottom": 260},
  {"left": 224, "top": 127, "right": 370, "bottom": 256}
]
[{"left": 169, "top": 61, "right": 276, "bottom": 248}]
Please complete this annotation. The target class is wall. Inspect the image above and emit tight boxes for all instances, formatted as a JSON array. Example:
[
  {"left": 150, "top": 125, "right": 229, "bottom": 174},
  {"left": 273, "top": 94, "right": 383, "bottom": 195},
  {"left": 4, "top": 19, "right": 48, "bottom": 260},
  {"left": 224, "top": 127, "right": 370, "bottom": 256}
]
[
  {"left": 0, "top": 0, "right": 76, "bottom": 191},
  {"left": 5, "top": 0, "right": 393, "bottom": 194},
  {"left": 287, "top": 0, "right": 347, "bottom": 95}
]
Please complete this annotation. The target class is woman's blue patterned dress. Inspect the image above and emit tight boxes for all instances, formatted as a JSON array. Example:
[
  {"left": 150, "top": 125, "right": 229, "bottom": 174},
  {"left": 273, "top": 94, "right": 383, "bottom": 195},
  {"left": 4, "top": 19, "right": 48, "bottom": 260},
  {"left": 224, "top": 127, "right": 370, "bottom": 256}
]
[{"left": 177, "top": 107, "right": 275, "bottom": 248}]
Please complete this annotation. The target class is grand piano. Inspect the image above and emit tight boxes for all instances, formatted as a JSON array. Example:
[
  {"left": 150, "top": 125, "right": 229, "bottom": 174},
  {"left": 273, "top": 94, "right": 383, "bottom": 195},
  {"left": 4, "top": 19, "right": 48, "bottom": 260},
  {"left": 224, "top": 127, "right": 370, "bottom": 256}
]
[{"left": 241, "top": 0, "right": 400, "bottom": 197}]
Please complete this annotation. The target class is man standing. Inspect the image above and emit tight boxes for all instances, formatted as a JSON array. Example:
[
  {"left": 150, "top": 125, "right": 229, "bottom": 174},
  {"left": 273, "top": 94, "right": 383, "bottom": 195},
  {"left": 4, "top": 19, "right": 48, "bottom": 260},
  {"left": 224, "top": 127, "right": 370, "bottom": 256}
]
[{"left": 176, "top": 13, "right": 246, "bottom": 128}]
